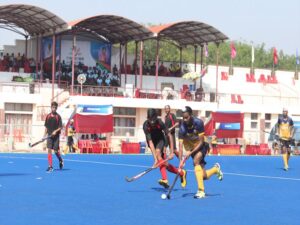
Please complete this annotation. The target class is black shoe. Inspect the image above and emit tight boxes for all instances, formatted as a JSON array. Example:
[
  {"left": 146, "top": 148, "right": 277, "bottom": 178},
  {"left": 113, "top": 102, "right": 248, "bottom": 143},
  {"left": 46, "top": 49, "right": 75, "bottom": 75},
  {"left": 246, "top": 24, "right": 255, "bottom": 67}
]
[
  {"left": 46, "top": 166, "right": 53, "bottom": 172},
  {"left": 59, "top": 160, "right": 64, "bottom": 170}
]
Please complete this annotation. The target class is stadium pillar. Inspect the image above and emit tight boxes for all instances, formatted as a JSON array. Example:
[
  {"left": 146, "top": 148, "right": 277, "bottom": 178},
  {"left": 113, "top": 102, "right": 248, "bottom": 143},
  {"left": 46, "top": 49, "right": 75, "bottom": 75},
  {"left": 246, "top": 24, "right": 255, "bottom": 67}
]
[
  {"left": 216, "top": 43, "right": 220, "bottom": 108},
  {"left": 125, "top": 43, "right": 127, "bottom": 84},
  {"left": 119, "top": 44, "right": 122, "bottom": 86},
  {"left": 134, "top": 41, "right": 138, "bottom": 87},
  {"left": 71, "top": 34, "right": 76, "bottom": 95},
  {"left": 194, "top": 45, "right": 197, "bottom": 72},
  {"left": 200, "top": 45, "right": 203, "bottom": 70},
  {"left": 155, "top": 39, "right": 160, "bottom": 90},
  {"left": 40, "top": 34, "right": 44, "bottom": 83},
  {"left": 194, "top": 45, "right": 197, "bottom": 89},
  {"left": 139, "top": 41, "right": 143, "bottom": 89},
  {"left": 200, "top": 45, "right": 203, "bottom": 89},
  {"left": 52, "top": 33, "right": 56, "bottom": 100},
  {"left": 58, "top": 35, "right": 62, "bottom": 87},
  {"left": 25, "top": 35, "right": 28, "bottom": 58},
  {"left": 179, "top": 47, "right": 182, "bottom": 73},
  {"left": 35, "top": 36, "right": 39, "bottom": 79}
]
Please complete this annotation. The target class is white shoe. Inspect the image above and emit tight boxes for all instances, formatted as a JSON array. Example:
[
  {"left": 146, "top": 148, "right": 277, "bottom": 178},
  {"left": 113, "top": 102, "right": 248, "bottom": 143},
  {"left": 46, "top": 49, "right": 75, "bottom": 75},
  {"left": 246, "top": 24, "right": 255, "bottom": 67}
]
[
  {"left": 215, "top": 163, "right": 223, "bottom": 181},
  {"left": 194, "top": 190, "right": 205, "bottom": 199}
]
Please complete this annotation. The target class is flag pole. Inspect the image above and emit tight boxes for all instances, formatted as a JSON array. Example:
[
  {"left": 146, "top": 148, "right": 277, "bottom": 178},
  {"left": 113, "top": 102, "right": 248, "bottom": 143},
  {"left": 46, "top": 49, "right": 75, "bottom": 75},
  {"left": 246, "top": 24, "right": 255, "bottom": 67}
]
[
  {"left": 296, "top": 49, "right": 299, "bottom": 80},
  {"left": 251, "top": 44, "right": 254, "bottom": 74},
  {"left": 230, "top": 56, "right": 232, "bottom": 74}
]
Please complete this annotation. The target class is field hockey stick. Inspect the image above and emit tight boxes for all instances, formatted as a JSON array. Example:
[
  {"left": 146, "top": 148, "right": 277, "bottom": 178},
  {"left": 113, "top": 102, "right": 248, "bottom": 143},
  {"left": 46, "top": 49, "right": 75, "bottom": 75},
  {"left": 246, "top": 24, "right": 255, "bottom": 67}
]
[
  {"left": 261, "top": 130, "right": 271, "bottom": 134},
  {"left": 125, "top": 158, "right": 170, "bottom": 182},
  {"left": 166, "top": 155, "right": 188, "bottom": 199},
  {"left": 29, "top": 135, "right": 51, "bottom": 148}
]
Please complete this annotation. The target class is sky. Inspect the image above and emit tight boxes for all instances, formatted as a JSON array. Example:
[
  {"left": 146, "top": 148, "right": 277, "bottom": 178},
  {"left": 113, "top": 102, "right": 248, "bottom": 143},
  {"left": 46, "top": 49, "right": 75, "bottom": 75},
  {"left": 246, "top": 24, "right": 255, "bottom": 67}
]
[{"left": 0, "top": 0, "right": 299, "bottom": 55}]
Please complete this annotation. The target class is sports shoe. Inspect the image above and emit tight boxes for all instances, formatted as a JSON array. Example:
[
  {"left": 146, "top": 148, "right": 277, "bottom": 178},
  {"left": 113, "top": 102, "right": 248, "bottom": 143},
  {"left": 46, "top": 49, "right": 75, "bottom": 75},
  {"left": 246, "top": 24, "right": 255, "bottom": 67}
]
[
  {"left": 215, "top": 163, "right": 223, "bottom": 181},
  {"left": 59, "top": 160, "right": 64, "bottom": 170},
  {"left": 284, "top": 166, "right": 289, "bottom": 171},
  {"left": 158, "top": 179, "right": 169, "bottom": 189},
  {"left": 46, "top": 166, "right": 53, "bottom": 172},
  {"left": 180, "top": 169, "right": 187, "bottom": 188},
  {"left": 194, "top": 190, "right": 205, "bottom": 199}
]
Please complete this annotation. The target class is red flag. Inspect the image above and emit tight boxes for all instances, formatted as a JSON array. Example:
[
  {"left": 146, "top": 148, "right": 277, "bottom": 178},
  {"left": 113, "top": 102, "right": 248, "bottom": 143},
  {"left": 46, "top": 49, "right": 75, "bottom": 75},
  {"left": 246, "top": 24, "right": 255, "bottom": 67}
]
[
  {"left": 273, "top": 47, "right": 278, "bottom": 65},
  {"left": 230, "top": 42, "right": 236, "bottom": 59},
  {"left": 200, "top": 66, "right": 207, "bottom": 77}
]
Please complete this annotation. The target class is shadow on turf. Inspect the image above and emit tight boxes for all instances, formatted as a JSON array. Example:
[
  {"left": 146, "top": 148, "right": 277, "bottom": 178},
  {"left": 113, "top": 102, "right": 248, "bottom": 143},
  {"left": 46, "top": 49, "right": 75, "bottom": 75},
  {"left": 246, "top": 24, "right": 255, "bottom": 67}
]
[
  {"left": 53, "top": 168, "right": 71, "bottom": 171},
  {"left": 0, "top": 173, "right": 29, "bottom": 177},
  {"left": 182, "top": 192, "right": 221, "bottom": 198},
  {"left": 151, "top": 187, "right": 180, "bottom": 193},
  {"left": 276, "top": 167, "right": 293, "bottom": 171}
]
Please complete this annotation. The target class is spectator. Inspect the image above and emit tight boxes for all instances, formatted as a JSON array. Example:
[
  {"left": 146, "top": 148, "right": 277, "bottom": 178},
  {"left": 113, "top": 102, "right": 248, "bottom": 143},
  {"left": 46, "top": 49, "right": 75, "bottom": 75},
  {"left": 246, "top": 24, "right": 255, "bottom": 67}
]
[
  {"left": 183, "top": 64, "right": 190, "bottom": 74},
  {"left": 113, "top": 64, "right": 118, "bottom": 75}
]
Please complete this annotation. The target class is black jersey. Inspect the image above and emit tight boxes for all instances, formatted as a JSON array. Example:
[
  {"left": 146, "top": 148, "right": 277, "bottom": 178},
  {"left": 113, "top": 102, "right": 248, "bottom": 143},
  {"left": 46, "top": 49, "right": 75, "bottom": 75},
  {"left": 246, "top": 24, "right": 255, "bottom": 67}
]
[
  {"left": 44, "top": 112, "right": 62, "bottom": 136},
  {"left": 143, "top": 118, "right": 169, "bottom": 144}
]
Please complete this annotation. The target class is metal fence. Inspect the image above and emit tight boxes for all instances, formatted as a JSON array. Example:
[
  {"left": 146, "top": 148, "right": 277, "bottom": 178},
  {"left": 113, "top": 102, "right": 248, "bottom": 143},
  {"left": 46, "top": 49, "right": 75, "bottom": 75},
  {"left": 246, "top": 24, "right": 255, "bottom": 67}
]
[{"left": 0, "top": 123, "right": 273, "bottom": 153}]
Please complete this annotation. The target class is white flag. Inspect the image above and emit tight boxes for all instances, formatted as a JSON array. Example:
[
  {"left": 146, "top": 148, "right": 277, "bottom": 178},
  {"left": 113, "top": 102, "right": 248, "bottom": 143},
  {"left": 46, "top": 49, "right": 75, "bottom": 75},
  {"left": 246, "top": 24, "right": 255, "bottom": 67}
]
[{"left": 251, "top": 45, "right": 255, "bottom": 63}]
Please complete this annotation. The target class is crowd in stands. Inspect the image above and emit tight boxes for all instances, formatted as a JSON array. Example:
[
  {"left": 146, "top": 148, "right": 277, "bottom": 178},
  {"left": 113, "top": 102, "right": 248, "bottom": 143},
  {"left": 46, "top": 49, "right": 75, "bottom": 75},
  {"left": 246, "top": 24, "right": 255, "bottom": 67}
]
[
  {"left": 0, "top": 52, "right": 36, "bottom": 73},
  {"left": 80, "top": 133, "right": 106, "bottom": 141},
  {"left": 1, "top": 52, "right": 190, "bottom": 84},
  {"left": 141, "top": 60, "right": 184, "bottom": 77},
  {"left": 55, "top": 61, "right": 120, "bottom": 87}
]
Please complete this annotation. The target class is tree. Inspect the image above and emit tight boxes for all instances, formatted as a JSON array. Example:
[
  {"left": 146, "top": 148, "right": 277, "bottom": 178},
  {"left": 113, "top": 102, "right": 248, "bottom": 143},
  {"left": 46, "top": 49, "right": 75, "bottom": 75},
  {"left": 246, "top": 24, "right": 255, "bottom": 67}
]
[{"left": 125, "top": 39, "right": 297, "bottom": 71}]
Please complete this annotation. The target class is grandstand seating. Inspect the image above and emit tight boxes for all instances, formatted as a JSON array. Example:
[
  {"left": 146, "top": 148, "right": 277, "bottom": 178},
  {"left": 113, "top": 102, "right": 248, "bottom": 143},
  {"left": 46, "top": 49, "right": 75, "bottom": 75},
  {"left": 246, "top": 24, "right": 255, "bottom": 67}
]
[
  {"left": 99, "top": 140, "right": 112, "bottom": 154},
  {"left": 257, "top": 143, "right": 271, "bottom": 155},
  {"left": 78, "top": 140, "right": 93, "bottom": 153}
]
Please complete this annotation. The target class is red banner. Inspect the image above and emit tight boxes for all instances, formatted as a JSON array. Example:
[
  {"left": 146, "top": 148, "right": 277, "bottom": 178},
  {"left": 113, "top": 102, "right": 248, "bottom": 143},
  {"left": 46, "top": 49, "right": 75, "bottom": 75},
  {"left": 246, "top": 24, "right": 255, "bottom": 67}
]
[
  {"left": 73, "top": 113, "right": 113, "bottom": 133},
  {"left": 273, "top": 47, "right": 278, "bottom": 65},
  {"left": 230, "top": 42, "right": 237, "bottom": 59},
  {"left": 205, "top": 112, "right": 244, "bottom": 138}
]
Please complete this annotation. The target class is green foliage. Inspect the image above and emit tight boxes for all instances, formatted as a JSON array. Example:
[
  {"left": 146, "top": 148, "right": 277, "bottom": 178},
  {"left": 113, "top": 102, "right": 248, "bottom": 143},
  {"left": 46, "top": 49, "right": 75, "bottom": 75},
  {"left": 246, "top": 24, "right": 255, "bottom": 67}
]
[{"left": 125, "top": 40, "right": 297, "bottom": 71}]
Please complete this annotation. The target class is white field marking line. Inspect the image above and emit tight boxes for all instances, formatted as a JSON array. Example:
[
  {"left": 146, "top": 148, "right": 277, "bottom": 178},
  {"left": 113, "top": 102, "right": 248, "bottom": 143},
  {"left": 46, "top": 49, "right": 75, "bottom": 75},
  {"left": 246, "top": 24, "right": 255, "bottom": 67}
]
[
  {"left": 223, "top": 172, "right": 300, "bottom": 181},
  {"left": 1, "top": 155, "right": 300, "bottom": 181},
  {"left": 0, "top": 155, "right": 149, "bottom": 169}
]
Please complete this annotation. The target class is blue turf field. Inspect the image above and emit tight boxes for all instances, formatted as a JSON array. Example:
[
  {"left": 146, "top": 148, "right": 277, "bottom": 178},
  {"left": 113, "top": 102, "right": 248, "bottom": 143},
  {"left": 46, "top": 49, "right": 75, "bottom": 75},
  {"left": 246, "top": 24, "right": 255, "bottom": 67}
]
[{"left": 0, "top": 153, "right": 299, "bottom": 225}]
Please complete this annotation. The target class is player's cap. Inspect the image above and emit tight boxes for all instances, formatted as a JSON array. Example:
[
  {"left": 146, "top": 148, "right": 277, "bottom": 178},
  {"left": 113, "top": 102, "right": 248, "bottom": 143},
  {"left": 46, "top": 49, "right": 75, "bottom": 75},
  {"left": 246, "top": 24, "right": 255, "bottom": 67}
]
[
  {"left": 181, "top": 106, "right": 193, "bottom": 115},
  {"left": 282, "top": 107, "right": 288, "bottom": 112},
  {"left": 147, "top": 108, "right": 157, "bottom": 119}
]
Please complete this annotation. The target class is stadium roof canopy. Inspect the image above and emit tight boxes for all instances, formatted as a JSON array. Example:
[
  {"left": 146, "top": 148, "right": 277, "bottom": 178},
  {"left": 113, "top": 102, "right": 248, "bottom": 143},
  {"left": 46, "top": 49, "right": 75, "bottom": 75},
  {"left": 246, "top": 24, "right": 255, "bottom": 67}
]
[
  {"left": 0, "top": 4, "right": 67, "bottom": 36},
  {"left": 149, "top": 21, "right": 228, "bottom": 46},
  {"left": 68, "top": 15, "right": 153, "bottom": 44}
]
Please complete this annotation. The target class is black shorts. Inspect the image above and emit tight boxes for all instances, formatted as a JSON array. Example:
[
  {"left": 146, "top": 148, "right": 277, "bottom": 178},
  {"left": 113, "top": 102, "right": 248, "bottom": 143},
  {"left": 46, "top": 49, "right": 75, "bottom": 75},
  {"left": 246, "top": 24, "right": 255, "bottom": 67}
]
[
  {"left": 67, "top": 136, "right": 74, "bottom": 146},
  {"left": 280, "top": 139, "right": 291, "bottom": 148},
  {"left": 147, "top": 139, "right": 165, "bottom": 157},
  {"left": 47, "top": 135, "right": 60, "bottom": 151},
  {"left": 191, "top": 142, "right": 210, "bottom": 165}
]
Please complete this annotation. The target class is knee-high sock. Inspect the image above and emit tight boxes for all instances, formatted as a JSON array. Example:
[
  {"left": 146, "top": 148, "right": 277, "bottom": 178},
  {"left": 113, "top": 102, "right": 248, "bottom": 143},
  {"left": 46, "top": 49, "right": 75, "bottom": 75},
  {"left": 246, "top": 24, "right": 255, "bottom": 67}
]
[
  {"left": 167, "top": 164, "right": 183, "bottom": 176},
  {"left": 195, "top": 165, "right": 204, "bottom": 191},
  {"left": 159, "top": 159, "right": 167, "bottom": 180},
  {"left": 206, "top": 166, "right": 218, "bottom": 179},
  {"left": 48, "top": 154, "right": 53, "bottom": 167},
  {"left": 55, "top": 151, "right": 62, "bottom": 162},
  {"left": 73, "top": 144, "right": 79, "bottom": 151},
  {"left": 283, "top": 153, "right": 288, "bottom": 168},
  {"left": 63, "top": 145, "right": 69, "bottom": 154}
]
